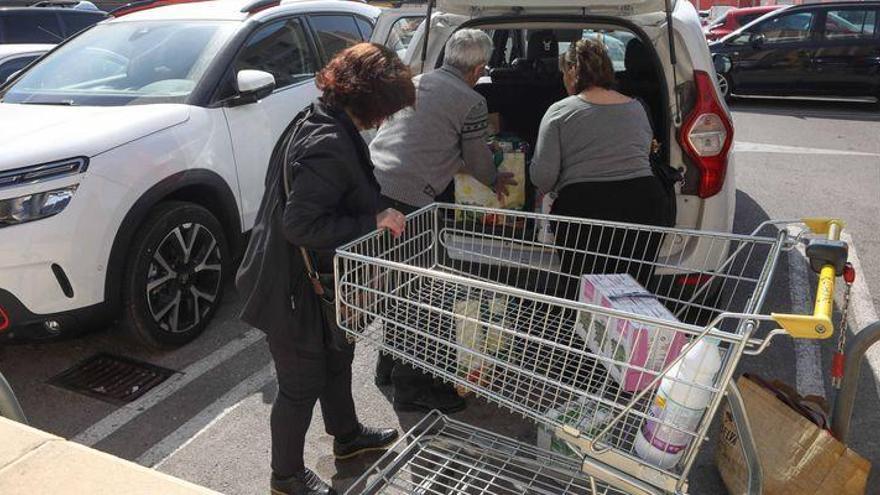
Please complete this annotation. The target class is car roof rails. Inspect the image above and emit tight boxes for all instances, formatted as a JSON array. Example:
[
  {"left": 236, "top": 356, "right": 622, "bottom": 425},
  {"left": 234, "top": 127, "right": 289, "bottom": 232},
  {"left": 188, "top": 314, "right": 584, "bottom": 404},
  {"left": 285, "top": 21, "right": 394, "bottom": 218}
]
[
  {"left": 31, "top": 0, "right": 79, "bottom": 7},
  {"left": 240, "top": 0, "right": 279, "bottom": 14},
  {"left": 109, "top": 0, "right": 204, "bottom": 17}
]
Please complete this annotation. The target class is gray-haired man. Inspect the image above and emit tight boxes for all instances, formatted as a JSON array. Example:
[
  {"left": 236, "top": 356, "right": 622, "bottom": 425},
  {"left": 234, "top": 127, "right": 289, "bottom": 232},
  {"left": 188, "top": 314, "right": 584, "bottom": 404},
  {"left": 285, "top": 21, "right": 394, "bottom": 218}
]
[{"left": 370, "top": 29, "right": 514, "bottom": 414}]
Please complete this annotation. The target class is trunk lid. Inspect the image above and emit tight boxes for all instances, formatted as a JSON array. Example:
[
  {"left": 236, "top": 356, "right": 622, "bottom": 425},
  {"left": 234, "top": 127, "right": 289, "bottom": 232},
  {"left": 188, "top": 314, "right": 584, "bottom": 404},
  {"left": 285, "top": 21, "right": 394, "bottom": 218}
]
[{"left": 436, "top": 0, "right": 672, "bottom": 18}]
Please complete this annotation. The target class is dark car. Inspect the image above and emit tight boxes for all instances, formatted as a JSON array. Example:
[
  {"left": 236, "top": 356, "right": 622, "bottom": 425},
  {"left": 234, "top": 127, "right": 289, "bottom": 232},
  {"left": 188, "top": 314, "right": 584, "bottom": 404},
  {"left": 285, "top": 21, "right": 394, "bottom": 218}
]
[
  {"left": 710, "top": 1, "right": 880, "bottom": 101},
  {"left": 0, "top": 7, "right": 106, "bottom": 44}
]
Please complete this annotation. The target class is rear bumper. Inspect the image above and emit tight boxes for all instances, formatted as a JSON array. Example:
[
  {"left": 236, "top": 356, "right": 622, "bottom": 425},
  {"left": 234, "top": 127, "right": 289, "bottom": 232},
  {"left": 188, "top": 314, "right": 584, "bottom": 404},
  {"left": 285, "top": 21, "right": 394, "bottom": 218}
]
[{"left": 0, "top": 289, "right": 108, "bottom": 342}]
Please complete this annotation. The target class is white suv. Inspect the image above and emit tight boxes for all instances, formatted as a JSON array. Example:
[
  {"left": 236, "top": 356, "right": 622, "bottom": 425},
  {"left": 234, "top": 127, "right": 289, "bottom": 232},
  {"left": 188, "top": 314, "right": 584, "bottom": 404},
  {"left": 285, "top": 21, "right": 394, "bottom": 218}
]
[
  {"left": 0, "top": 0, "right": 385, "bottom": 347},
  {"left": 397, "top": 0, "right": 736, "bottom": 294}
]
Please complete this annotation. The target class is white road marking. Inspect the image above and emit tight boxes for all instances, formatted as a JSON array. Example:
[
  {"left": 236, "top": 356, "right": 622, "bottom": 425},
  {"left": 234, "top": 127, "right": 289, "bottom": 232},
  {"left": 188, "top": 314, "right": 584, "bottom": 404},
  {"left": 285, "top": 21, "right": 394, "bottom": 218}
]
[
  {"left": 735, "top": 142, "right": 880, "bottom": 157},
  {"left": 788, "top": 246, "right": 826, "bottom": 398},
  {"left": 140, "top": 363, "right": 275, "bottom": 468},
  {"left": 73, "top": 328, "right": 264, "bottom": 446}
]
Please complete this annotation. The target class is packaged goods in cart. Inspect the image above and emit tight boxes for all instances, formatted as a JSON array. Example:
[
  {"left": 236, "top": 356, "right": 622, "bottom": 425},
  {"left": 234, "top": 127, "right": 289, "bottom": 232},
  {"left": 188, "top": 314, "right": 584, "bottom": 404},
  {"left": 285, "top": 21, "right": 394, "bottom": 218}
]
[
  {"left": 635, "top": 338, "right": 722, "bottom": 469},
  {"left": 454, "top": 297, "right": 510, "bottom": 396},
  {"left": 537, "top": 398, "right": 613, "bottom": 459},
  {"left": 576, "top": 274, "right": 688, "bottom": 392},
  {"left": 454, "top": 137, "right": 526, "bottom": 226}
]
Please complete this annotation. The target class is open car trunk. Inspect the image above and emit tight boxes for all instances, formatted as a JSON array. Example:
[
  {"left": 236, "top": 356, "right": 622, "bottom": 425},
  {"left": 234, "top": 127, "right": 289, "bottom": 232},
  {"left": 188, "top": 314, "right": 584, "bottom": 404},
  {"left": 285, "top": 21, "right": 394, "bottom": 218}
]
[{"left": 462, "top": 21, "right": 670, "bottom": 209}]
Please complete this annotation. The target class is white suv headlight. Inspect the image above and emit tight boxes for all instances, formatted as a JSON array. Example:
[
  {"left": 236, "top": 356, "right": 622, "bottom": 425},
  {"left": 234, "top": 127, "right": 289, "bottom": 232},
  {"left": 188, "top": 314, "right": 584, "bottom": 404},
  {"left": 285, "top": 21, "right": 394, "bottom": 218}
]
[{"left": 0, "top": 185, "right": 78, "bottom": 227}]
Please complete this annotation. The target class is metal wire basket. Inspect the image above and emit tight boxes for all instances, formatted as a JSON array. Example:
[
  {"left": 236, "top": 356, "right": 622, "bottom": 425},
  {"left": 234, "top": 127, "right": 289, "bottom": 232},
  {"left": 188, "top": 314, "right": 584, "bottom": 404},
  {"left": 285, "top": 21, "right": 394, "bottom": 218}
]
[
  {"left": 347, "top": 410, "right": 630, "bottom": 495},
  {"left": 335, "top": 204, "right": 792, "bottom": 493}
]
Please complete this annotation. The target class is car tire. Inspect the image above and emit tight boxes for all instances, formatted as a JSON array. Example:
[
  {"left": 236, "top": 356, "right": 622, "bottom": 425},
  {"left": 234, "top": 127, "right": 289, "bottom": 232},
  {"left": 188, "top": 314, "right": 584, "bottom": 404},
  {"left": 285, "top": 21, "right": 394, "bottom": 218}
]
[
  {"left": 717, "top": 72, "right": 732, "bottom": 101},
  {"left": 121, "top": 201, "right": 230, "bottom": 349}
]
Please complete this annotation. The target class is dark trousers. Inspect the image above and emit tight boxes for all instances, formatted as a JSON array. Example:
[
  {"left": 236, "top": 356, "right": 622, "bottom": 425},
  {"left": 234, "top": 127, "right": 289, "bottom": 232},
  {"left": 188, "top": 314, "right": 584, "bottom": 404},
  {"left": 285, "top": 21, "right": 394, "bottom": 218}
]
[
  {"left": 377, "top": 195, "right": 435, "bottom": 401},
  {"left": 266, "top": 327, "right": 359, "bottom": 478},
  {"left": 552, "top": 176, "right": 667, "bottom": 299}
]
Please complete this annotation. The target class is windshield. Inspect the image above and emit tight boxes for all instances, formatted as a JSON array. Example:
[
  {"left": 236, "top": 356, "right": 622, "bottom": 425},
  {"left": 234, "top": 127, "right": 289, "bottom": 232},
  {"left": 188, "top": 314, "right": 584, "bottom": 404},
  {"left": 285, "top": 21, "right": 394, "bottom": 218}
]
[{"left": 1, "top": 21, "right": 237, "bottom": 106}]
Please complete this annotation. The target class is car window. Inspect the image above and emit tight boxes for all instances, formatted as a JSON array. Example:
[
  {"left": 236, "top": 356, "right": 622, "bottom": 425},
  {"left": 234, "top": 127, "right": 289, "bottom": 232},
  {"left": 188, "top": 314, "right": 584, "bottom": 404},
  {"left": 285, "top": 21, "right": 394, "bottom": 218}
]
[
  {"left": 309, "top": 15, "right": 364, "bottom": 62},
  {"left": 0, "top": 13, "right": 64, "bottom": 43},
  {"left": 709, "top": 13, "right": 728, "bottom": 29},
  {"left": 739, "top": 14, "right": 762, "bottom": 26},
  {"left": 385, "top": 16, "right": 422, "bottom": 59},
  {"left": 235, "top": 18, "right": 317, "bottom": 90},
  {"left": 558, "top": 30, "right": 628, "bottom": 72},
  {"left": 0, "top": 55, "right": 38, "bottom": 82},
  {"left": 355, "top": 16, "right": 373, "bottom": 41},
  {"left": 2, "top": 21, "right": 238, "bottom": 106},
  {"left": 753, "top": 11, "right": 815, "bottom": 43},
  {"left": 824, "top": 9, "right": 877, "bottom": 40},
  {"left": 60, "top": 11, "right": 105, "bottom": 37}
]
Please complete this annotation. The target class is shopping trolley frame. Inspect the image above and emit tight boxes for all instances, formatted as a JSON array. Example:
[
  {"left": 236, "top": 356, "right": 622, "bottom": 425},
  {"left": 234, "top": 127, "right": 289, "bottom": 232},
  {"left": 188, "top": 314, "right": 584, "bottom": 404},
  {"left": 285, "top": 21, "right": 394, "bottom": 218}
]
[{"left": 335, "top": 204, "right": 847, "bottom": 494}]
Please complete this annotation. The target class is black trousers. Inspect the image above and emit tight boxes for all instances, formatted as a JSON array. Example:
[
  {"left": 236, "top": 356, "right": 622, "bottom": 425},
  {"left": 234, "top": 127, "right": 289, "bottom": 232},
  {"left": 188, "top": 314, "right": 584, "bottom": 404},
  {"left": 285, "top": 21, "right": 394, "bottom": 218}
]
[
  {"left": 551, "top": 176, "right": 667, "bottom": 299},
  {"left": 376, "top": 195, "right": 435, "bottom": 401},
  {"left": 266, "top": 325, "right": 359, "bottom": 478}
]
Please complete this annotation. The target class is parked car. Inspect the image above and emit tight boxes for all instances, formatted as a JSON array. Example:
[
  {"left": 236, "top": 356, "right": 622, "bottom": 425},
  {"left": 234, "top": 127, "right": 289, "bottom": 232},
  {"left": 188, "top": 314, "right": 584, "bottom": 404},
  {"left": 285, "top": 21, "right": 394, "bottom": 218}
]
[
  {"left": 710, "top": 1, "right": 880, "bottom": 100},
  {"left": 704, "top": 5, "right": 781, "bottom": 41},
  {"left": 389, "top": 0, "right": 735, "bottom": 300},
  {"left": 0, "top": 0, "right": 389, "bottom": 347},
  {"left": 0, "top": 44, "right": 51, "bottom": 82},
  {"left": 0, "top": 6, "right": 105, "bottom": 44}
]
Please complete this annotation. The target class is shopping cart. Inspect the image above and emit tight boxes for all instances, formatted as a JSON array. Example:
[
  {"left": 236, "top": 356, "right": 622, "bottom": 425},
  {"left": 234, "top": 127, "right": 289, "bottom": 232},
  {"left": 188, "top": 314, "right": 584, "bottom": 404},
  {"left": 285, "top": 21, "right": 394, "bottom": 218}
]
[{"left": 334, "top": 204, "right": 854, "bottom": 494}]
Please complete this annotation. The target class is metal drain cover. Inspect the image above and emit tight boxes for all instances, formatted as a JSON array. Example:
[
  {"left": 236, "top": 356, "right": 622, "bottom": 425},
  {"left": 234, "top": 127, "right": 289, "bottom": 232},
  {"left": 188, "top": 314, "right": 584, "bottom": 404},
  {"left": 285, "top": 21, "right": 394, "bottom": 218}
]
[{"left": 50, "top": 353, "right": 176, "bottom": 404}]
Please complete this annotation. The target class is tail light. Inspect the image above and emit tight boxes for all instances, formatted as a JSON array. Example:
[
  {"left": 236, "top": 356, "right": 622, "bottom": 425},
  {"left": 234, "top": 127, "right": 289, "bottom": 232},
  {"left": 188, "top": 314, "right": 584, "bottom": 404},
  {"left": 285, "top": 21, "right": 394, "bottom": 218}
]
[
  {"left": 680, "top": 70, "right": 733, "bottom": 198},
  {"left": 0, "top": 306, "right": 9, "bottom": 333}
]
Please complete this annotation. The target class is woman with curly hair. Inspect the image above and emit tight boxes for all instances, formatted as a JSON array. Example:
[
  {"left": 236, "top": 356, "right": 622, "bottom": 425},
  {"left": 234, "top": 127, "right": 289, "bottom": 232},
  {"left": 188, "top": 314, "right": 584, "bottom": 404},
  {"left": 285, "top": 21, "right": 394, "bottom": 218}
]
[
  {"left": 236, "top": 43, "right": 415, "bottom": 495},
  {"left": 530, "top": 39, "right": 667, "bottom": 297}
]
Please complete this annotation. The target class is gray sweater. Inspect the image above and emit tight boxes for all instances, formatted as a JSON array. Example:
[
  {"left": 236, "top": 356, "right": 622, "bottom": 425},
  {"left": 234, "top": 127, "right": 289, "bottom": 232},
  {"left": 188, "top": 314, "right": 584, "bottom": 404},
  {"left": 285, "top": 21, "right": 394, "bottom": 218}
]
[
  {"left": 370, "top": 65, "right": 496, "bottom": 207},
  {"left": 530, "top": 96, "right": 654, "bottom": 194}
]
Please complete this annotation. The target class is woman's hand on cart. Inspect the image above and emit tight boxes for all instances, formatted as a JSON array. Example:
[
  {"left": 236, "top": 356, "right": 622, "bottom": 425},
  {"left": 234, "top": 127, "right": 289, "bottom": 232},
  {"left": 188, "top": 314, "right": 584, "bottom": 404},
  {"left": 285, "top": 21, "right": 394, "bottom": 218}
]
[{"left": 377, "top": 208, "right": 406, "bottom": 238}]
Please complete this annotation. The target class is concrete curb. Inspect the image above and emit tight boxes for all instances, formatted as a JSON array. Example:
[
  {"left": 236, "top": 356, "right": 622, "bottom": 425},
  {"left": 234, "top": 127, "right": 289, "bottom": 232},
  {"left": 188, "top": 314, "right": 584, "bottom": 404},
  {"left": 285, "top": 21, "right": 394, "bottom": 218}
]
[{"left": 0, "top": 417, "right": 222, "bottom": 494}]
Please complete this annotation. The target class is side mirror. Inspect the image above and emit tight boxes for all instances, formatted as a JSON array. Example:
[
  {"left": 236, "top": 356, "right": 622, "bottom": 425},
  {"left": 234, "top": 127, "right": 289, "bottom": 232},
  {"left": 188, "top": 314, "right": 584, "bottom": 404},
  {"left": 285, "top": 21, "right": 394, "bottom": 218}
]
[
  {"left": 230, "top": 69, "right": 275, "bottom": 106},
  {"left": 713, "top": 54, "right": 731, "bottom": 74},
  {"left": 749, "top": 32, "right": 765, "bottom": 49}
]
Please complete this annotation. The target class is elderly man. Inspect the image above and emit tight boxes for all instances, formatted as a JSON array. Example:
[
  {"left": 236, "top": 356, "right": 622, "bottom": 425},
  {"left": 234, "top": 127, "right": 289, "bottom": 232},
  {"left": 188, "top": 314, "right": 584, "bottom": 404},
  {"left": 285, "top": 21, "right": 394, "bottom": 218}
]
[{"left": 370, "top": 29, "right": 513, "bottom": 414}]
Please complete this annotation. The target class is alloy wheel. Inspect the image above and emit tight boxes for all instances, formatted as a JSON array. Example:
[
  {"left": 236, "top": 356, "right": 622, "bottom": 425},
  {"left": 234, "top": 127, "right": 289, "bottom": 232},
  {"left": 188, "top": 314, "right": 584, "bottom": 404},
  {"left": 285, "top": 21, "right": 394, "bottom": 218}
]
[
  {"left": 717, "top": 73, "right": 730, "bottom": 99},
  {"left": 145, "top": 222, "right": 222, "bottom": 334}
]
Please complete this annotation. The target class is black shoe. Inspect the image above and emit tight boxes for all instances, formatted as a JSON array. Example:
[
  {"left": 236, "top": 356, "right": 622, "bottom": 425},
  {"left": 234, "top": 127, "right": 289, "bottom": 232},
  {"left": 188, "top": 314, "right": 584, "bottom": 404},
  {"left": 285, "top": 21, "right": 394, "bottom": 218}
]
[
  {"left": 333, "top": 425, "right": 399, "bottom": 460},
  {"left": 394, "top": 388, "right": 466, "bottom": 414},
  {"left": 270, "top": 469, "right": 335, "bottom": 495}
]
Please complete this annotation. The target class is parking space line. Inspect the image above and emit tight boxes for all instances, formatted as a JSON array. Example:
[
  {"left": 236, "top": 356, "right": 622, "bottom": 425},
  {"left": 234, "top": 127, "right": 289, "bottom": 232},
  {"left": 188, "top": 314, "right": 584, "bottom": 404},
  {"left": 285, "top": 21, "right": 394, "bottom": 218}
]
[
  {"left": 735, "top": 142, "right": 880, "bottom": 157},
  {"left": 140, "top": 363, "right": 275, "bottom": 468},
  {"left": 788, "top": 247, "right": 826, "bottom": 398},
  {"left": 73, "top": 328, "right": 264, "bottom": 446}
]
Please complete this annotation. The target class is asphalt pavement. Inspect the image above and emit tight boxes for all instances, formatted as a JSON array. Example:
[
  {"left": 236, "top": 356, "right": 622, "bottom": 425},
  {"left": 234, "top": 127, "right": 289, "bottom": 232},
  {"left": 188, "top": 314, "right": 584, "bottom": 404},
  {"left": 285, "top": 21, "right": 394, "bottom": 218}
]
[{"left": 2, "top": 98, "right": 879, "bottom": 494}]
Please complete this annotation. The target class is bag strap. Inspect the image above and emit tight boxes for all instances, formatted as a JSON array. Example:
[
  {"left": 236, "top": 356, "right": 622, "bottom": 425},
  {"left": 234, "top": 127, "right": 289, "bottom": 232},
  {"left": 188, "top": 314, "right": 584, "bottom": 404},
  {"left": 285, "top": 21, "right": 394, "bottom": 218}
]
[{"left": 280, "top": 106, "right": 328, "bottom": 298}]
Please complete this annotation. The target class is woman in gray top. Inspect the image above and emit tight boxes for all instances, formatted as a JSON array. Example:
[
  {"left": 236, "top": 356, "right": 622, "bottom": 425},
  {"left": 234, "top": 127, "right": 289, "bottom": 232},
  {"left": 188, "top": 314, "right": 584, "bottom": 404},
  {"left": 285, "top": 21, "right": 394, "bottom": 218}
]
[{"left": 530, "top": 39, "right": 667, "bottom": 296}]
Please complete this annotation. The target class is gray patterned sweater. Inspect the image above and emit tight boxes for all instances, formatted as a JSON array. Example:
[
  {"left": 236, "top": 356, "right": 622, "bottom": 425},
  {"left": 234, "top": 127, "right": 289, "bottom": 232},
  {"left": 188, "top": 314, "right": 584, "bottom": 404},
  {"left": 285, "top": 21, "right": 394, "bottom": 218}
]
[{"left": 369, "top": 65, "right": 496, "bottom": 207}]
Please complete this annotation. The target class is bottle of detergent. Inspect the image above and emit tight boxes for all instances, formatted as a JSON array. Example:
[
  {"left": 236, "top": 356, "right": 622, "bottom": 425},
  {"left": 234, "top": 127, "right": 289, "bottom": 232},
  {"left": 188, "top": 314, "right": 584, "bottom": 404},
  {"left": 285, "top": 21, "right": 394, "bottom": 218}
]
[{"left": 634, "top": 338, "right": 722, "bottom": 469}]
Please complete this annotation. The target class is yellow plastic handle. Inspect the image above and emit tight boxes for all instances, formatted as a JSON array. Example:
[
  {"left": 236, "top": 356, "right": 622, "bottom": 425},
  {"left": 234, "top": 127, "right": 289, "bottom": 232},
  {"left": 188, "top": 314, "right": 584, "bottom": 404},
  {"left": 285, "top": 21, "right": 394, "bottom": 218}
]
[{"left": 772, "top": 218, "right": 845, "bottom": 339}]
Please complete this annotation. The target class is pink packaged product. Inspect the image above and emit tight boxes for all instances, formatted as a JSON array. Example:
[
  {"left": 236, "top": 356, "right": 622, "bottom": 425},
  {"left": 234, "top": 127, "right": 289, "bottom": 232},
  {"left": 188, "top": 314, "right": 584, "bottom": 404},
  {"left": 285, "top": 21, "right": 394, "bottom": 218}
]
[{"left": 575, "top": 274, "right": 688, "bottom": 392}]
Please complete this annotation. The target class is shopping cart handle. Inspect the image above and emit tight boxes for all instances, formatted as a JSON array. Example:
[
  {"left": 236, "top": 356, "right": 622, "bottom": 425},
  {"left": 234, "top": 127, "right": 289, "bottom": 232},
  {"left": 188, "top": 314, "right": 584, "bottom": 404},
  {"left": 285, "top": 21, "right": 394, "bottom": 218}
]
[{"left": 772, "top": 217, "right": 845, "bottom": 339}]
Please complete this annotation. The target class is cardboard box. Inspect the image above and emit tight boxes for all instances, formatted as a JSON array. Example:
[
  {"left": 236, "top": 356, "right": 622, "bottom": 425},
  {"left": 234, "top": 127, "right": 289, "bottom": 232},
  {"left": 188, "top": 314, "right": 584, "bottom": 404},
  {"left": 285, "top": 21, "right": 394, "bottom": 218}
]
[
  {"left": 576, "top": 274, "right": 687, "bottom": 392},
  {"left": 717, "top": 376, "right": 870, "bottom": 495}
]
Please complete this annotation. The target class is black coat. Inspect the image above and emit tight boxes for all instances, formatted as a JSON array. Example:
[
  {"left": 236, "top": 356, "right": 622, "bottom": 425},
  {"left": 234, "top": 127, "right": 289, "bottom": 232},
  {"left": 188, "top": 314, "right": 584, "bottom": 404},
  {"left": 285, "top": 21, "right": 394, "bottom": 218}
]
[{"left": 236, "top": 101, "right": 380, "bottom": 350}]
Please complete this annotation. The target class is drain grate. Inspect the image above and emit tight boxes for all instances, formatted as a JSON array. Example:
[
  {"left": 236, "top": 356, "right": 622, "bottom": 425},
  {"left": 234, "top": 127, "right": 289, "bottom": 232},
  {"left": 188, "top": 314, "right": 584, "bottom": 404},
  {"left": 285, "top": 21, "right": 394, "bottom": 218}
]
[{"left": 50, "top": 353, "right": 176, "bottom": 404}]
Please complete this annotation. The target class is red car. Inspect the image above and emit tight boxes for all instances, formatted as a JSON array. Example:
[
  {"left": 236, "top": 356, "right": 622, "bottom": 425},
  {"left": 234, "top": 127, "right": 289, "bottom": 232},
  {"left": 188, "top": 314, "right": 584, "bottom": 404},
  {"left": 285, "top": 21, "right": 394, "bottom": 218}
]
[{"left": 704, "top": 6, "right": 781, "bottom": 41}]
